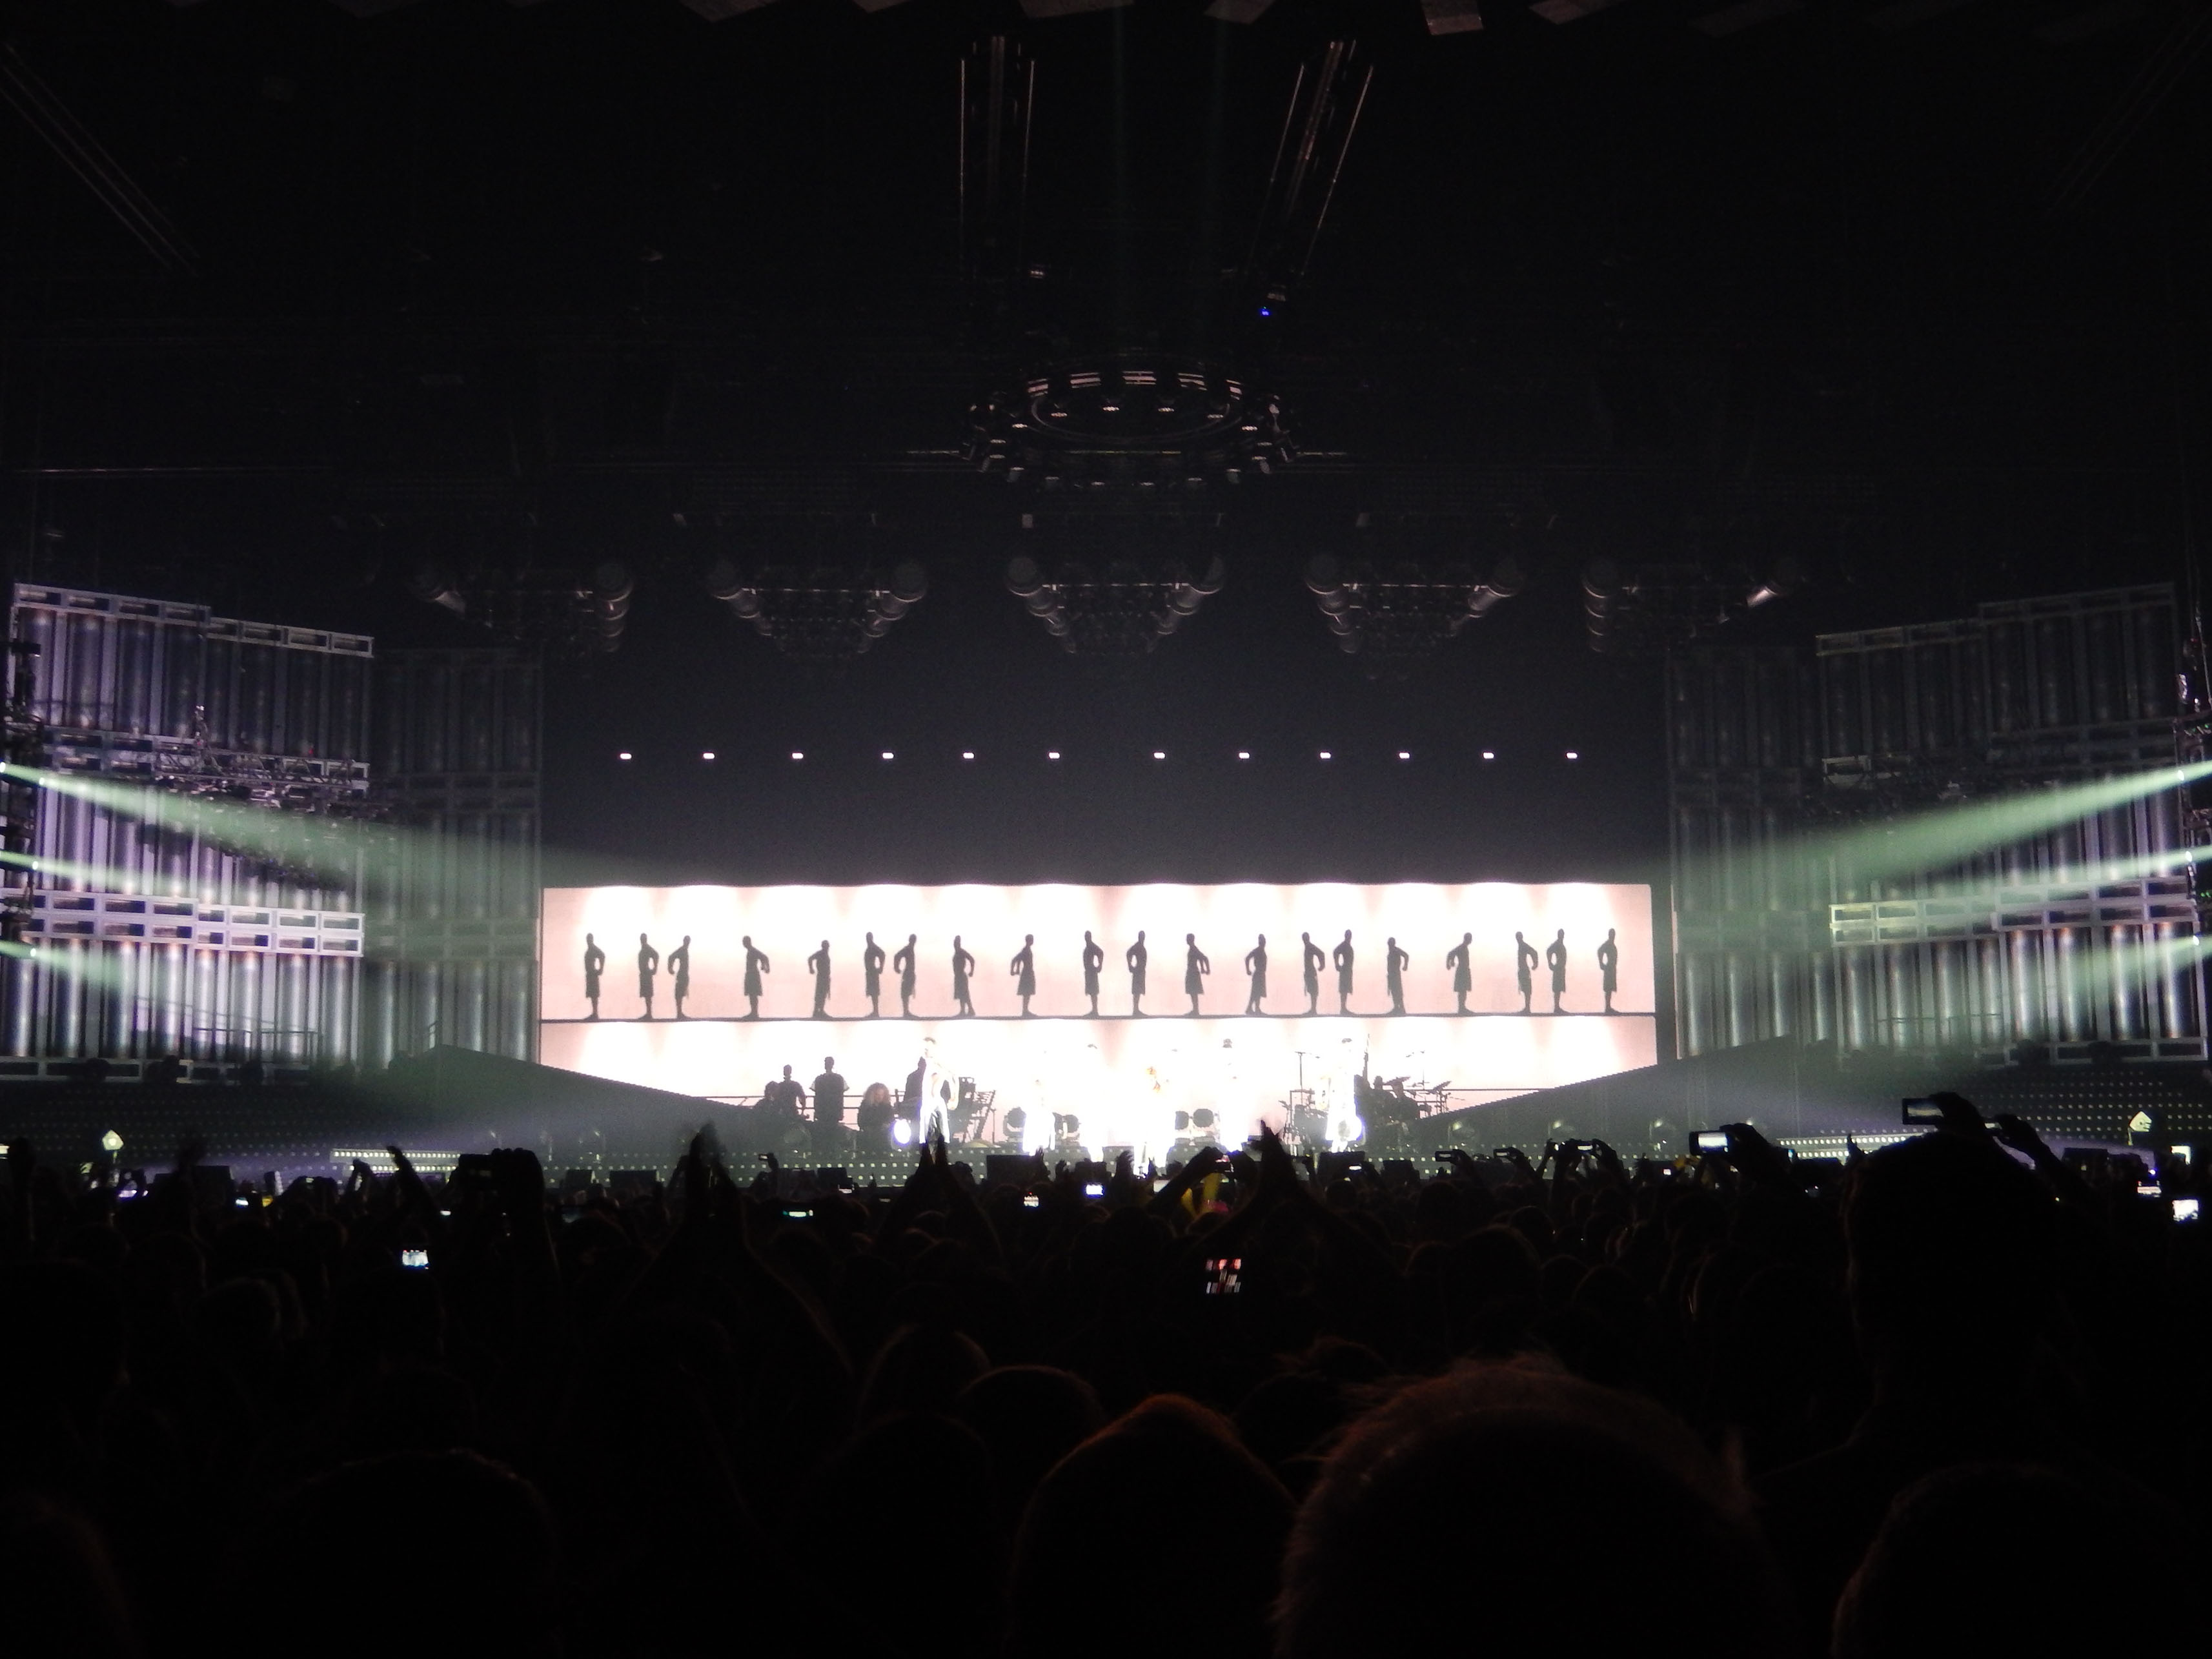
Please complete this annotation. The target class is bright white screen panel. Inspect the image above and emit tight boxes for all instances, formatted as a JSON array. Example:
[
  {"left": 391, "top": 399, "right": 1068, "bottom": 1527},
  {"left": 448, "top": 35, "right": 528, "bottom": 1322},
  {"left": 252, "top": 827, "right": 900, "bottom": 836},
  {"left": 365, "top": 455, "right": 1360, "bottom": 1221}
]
[{"left": 540, "top": 882, "right": 1657, "bottom": 1153}]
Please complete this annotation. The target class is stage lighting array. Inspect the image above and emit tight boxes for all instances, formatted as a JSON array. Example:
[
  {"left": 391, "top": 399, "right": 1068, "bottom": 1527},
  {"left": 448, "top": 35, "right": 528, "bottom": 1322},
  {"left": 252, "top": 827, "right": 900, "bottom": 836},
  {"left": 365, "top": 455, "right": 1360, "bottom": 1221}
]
[
  {"left": 1302, "top": 552, "right": 1524, "bottom": 673},
  {"left": 1580, "top": 555, "right": 1803, "bottom": 655},
  {"left": 705, "top": 559, "right": 926, "bottom": 662},
  {"left": 408, "top": 560, "right": 633, "bottom": 656},
  {"left": 1005, "top": 552, "right": 1226, "bottom": 655},
  {"left": 966, "top": 357, "right": 1294, "bottom": 491}
]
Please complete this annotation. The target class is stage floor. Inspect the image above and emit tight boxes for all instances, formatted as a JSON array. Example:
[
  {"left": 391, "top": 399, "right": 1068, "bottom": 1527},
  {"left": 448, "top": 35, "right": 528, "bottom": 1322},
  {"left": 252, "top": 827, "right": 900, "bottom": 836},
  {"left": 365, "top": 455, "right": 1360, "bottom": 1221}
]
[{"left": 540, "top": 1009, "right": 1658, "bottom": 1158}]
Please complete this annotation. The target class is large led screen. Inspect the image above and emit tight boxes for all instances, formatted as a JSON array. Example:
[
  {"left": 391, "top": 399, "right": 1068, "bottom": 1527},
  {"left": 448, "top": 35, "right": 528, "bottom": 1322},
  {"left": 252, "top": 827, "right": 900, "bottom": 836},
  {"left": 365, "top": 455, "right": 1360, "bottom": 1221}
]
[{"left": 540, "top": 881, "right": 1656, "bottom": 1155}]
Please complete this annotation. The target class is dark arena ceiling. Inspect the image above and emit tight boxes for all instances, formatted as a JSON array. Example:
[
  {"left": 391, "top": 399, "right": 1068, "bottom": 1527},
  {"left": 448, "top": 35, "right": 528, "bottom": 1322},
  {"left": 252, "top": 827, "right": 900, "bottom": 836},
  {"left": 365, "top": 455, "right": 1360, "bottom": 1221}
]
[{"left": 1, "top": 0, "right": 2206, "bottom": 885}]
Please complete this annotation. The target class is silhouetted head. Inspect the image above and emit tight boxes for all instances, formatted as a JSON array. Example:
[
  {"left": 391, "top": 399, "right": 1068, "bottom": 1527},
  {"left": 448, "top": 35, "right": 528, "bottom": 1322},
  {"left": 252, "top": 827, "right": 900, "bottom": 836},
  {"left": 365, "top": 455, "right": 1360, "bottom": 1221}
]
[
  {"left": 953, "top": 934, "right": 962, "bottom": 946},
  {"left": 1281, "top": 1365, "right": 1789, "bottom": 1659},
  {"left": 1846, "top": 1131, "right": 2057, "bottom": 1388},
  {"left": 1011, "top": 1396, "right": 1290, "bottom": 1659},
  {"left": 906, "top": 933, "right": 915, "bottom": 944},
  {"left": 1516, "top": 930, "right": 1525, "bottom": 941},
  {"left": 585, "top": 931, "right": 594, "bottom": 944},
  {"left": 1302, "top": 931, "right": 1312, "bottom": 942},
  {"left": 820, "top": 938, "right": 828, "bottom": 949},
  {"left": 639, "top": 932, "right": 648, "bottom": 943},
  {"left": 1024, "top": 933, "right": 1033, "bottom": 944},
  {"left": 1834, "top": 1463, "right": 2187, "bottom": 1659},
  {"left": 1342, "top": 929, "right": 1352, "bottom": 941},
  {"left": 1084, "top": 929, "right": 1093, "bottom": 941},
  {"left": 258, "top": 1452, "right": 556, "bottom": 1658},
  {"left": 681, "top": 933, "right": 690, "bottom": 946},
  {"left": 1186, "top": 933, "right": 1195, "bottom": 944},
  {"left": 1137, "top": 929, "right": 1146, "bottom": 941},
  {"left": 1462, "top": 931, "right": 1472, "bottom": 943},
  {"left": 1257, "top": 933, "right": 1266, "bottom": 944},
  {"left": 742, "top": 934, "right": 752, "bottom": 946},
  {"left": 782, "top": 1065, "right": 793, "bottom": 1080},
  {"left": 824, "top": 1057, "right": 835, "bottom": 1070},
  {"left": 867, "top": 930, "right": 875, "bottom": 942},
  {"left": 1555, "top": 928, "right": 1565, "bottom": 940},
  {"left": 1387, "top": 935, "right": 1396, "bottom": 947},
  {"left": 1607, "top": 927, "right": 1616, "bottom": 939}
]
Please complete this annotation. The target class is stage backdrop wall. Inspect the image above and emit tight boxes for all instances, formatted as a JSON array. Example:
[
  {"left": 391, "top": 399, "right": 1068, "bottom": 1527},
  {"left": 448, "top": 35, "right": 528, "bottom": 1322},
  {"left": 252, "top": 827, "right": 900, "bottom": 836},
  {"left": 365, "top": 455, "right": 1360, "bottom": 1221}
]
[{"left": 540, "top": 882, "right": 1657, "bottom": 1157}]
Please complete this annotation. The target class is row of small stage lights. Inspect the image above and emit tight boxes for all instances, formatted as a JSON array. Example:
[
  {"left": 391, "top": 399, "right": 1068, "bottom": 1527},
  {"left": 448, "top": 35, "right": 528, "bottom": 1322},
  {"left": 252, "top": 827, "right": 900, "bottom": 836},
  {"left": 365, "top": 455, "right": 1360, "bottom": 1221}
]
[{"left": 614, "top": 746, "right": 1587, "bottom": 764}]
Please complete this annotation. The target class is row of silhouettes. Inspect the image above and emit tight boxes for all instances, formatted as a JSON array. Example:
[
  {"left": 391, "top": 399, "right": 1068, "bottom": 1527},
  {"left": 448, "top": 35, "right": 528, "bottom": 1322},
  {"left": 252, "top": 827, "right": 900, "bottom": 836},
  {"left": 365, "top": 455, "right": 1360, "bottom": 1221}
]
[{"left": 580, "top": 926, "right": 1624, "bottom": 1019}]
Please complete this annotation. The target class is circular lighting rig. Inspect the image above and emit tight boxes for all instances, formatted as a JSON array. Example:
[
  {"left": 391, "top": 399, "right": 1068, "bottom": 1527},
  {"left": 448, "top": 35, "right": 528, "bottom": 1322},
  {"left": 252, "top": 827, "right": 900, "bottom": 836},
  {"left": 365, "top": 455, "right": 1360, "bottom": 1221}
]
[{"left": 967, "top": 355, "right": 1294, "bottom": 491}]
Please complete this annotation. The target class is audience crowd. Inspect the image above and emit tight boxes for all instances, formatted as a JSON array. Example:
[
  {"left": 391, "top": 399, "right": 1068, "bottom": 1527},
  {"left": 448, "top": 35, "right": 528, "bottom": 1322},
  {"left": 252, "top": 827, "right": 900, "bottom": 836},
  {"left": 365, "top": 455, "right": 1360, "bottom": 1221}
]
[{"left": 3, "top": 1091, "right": 2205, "bottom": 1657}]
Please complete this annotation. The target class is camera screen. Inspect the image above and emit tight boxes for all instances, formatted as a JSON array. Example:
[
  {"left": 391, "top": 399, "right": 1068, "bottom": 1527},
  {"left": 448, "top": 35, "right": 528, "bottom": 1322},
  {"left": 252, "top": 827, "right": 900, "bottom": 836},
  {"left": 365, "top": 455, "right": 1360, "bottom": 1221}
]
[
  {"left": 2174, "top": 1198, "right": 2200, "bottom": 1223},
  {"left": 1691, "top": 1131, "right": 1729, "bottom": 1153},
  {"left": 1083, "top": 1181, "right": 1105, "bottom": 1197},
  {"left": 1901, "top": 1097, "right": 1944, "bottom": 1125},
  {"left": 1204, "top": 1257, "right": 1243, "bottom": 1296},
  {"left": 1022, "top": 1193, "right": 1040, "bottom": 1209},
  {"left": 400, "top": 1247, "right": 429, "bottom": 1270}
]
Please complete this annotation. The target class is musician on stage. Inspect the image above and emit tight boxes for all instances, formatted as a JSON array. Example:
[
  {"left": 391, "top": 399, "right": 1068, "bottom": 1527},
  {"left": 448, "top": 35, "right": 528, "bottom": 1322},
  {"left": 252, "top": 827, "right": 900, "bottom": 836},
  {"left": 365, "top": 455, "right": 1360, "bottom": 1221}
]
[
  {"left": 1547, "top": 928, "right": 1568, "bottom": 1013},
  {"left": 1011, "top": 934, "right": 1038, "bottom": 1016},
  {"left": 1514, "top": 931, "right": 1539, "bottom": 1014},
  {"left": 636, "top": 933, "right": 660, "bottom": 1021},
  {"left": 1082, "top": 930, "right": 1105, "bottom": 1016},
  {"left": 1333, "top": 930, "right": 1355, "bottom": 1015},
  {"left": 669, "top": 935, "right": 693, "bottom": 1019},
  {"left": 1446, "top": 931, "right": 1473, "bottom": 1014},
  {"left": 1244, "top": 934, "right": 1268, "bottom": 1014},
  {"left": 894, "top": 933, "right": 917, "bottom": 1017},
  {"left": 1301, "top": 932, "right": 1324, "bottom": 1015},
  {"left": 1126, "top": 930, "right": 1148, "bottom": 1017},
  {"left": 1385, "top": 937, "right": 1409, "bottom": 1015},
  {"left": 1184, "top": 933, "right": 1210, "bottom": 1016},
  {"left": 582, "top": 933, "right": 605, "bottom": 1020},
  {"left": 811, "top": 1056, "right": 847, "bottom": 1132},
  {"left": 1597, "top": 926, "right": 1619, "bottom": 1013},
  {"left": 863, "top": 932, "right": 886, "bottom": 1018},
  {"left": 951, "top": 936, "right": 977, "bottom": 1017},
  {"left": 742, "top": 935, "right": 770, "bottom": 1019},
  {"left": 807, "top": 939, "right": 833, "bottom": 1019}
]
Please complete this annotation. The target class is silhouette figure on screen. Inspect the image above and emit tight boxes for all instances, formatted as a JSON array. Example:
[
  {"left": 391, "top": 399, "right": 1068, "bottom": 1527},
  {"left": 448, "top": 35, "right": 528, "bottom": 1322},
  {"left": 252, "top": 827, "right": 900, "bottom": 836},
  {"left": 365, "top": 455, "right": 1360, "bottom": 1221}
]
[
  {"left": 668, "top": 935, "right": 692, "bottom": 1019},
  {"left": 1011, "top": 934, "right": 1037, "bottom": 1016},
  {"left": 1302, "top": 932, "right": 1324, "bottom": 1015},
  {"left": 951, "top": 936, "right": 977, "bottom": 1016},
  {"left": 812, "top": 1056, "right": 846, "bottom": 1130},
  {"left": 636, "top": 933, "right": 660, "bottom": 1020},
  {"left": 1547, "top": 928, "right": 1568, "bottom": 1013},
  {"left": 742, "top": 935, "right": 770, "bottom": 1019},
  {"left": 807, "top": 939, "right": 833, "bottom": 1017},
  {"left": 1333, "top": 930, "right": 1355, "bottom": 1015},
  {"left": 1597, "top": 926, "right": 1620, "bottom": 1013},
  {"left": 1184, "top": 933, "right": 1210, "bottom": 1015},
  {"left": 864, "top": 931, "right": 886, "bottom": 1018},
  {"left": 1082, "top": 930, "right": 1104, "bottom": 1017},
  {"left": 1445, "top": 931, "right": 1473, "bottom": 1014},
  {"left": 894, "top": 933, "right": 917, "bottom": 1017},
  {"left": 1244, "top": 935, "right": 1268, "bottom": 1014},
  {"left": 1514, "top": 931, "right": 1539, "bottom": 1014},
  {"left": 582, "top": 933, "right": 605, "bottom": 1020},
  {"left": 1385, "top": 936, "right": 1410, "bottom": 1015},
  {"left": 1126, "top": 930, "right": 1148, "bottom": 1017}
]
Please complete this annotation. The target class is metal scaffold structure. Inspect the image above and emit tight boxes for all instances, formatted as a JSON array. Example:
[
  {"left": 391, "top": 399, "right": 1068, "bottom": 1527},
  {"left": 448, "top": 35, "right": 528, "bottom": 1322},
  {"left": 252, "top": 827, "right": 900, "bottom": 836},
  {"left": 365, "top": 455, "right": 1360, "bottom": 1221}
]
[
  {"left": 1668, "top": 583, "right": 2209, "bottom": 1068},
  {"left": 0, "top": 585, "right": 372, "bottom": 1076}
]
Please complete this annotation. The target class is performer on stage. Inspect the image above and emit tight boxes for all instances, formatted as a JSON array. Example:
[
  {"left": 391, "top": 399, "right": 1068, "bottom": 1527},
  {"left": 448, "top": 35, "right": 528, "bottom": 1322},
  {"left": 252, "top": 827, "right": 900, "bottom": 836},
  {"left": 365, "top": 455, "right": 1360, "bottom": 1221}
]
[
  {"left": 1547, "top": 928, "right": 1568, "bottom": 1013},
  {"left": 1446, "top": 931, "right": 1474, "bottom": 1015},
  {"left": 1126, "top": 930, "right": 1148, "bottom": 1017},
  {"left": 1301, "top": 932, "right": 1324, "bottom": 1015},
  {"left": 807, "top": 939, "right": 832, "bottom": 1019},
  {"left": 1244, "top": 935, "right": 1268, "bottom": 1015},
  {"left": 1514, "top": 931, "right": 1539, "bottom": 1014},
  {"left": 1184, "top": 933, "right": 1210, "bottom": 1015},
  {"left": 582, "top": 933, "right": 605, "bottom": 1020},
  {"left": 636, "top": 933, "right": 660, "bottom": 1020},
  {"left": 811, "top": 1056, "right": 847, "bottom": 1132},
  {"left": 668, "top": 935, "right": 693, "bottom": 1019},
  {"left": 1082, "top": 930, "right": 1104, "bottom": 1017},
  {"left": 1385, "top": 937, "right": 1410, "bottom": 1015},
  {"left": 855, "top": 1081, "right": 894, "bottom": 1141},
  {"left": 951, "top": 936, "right": 977, "bottom": 1016},
  {"left": 1597, "top": 926, "right": 1619, "bottom": 1013},
  {"left": 894, "top": 933, "right": 918, "bottom": 1017},
  {"left": 767, "top": 1064, "right": 805, "bottom": 1117},
  {"left": 1011, "top": 934, "right": 1037, "bottom": 1016},
  {"left": 863, "top": 932, "right": 886, "bottom": 1018},
  {"left": 1333, "top": 930, "right": 1355, "bottom": 1015},
  {"left": 742, "top": 935, "right": 770, "bottom": 1019}
]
